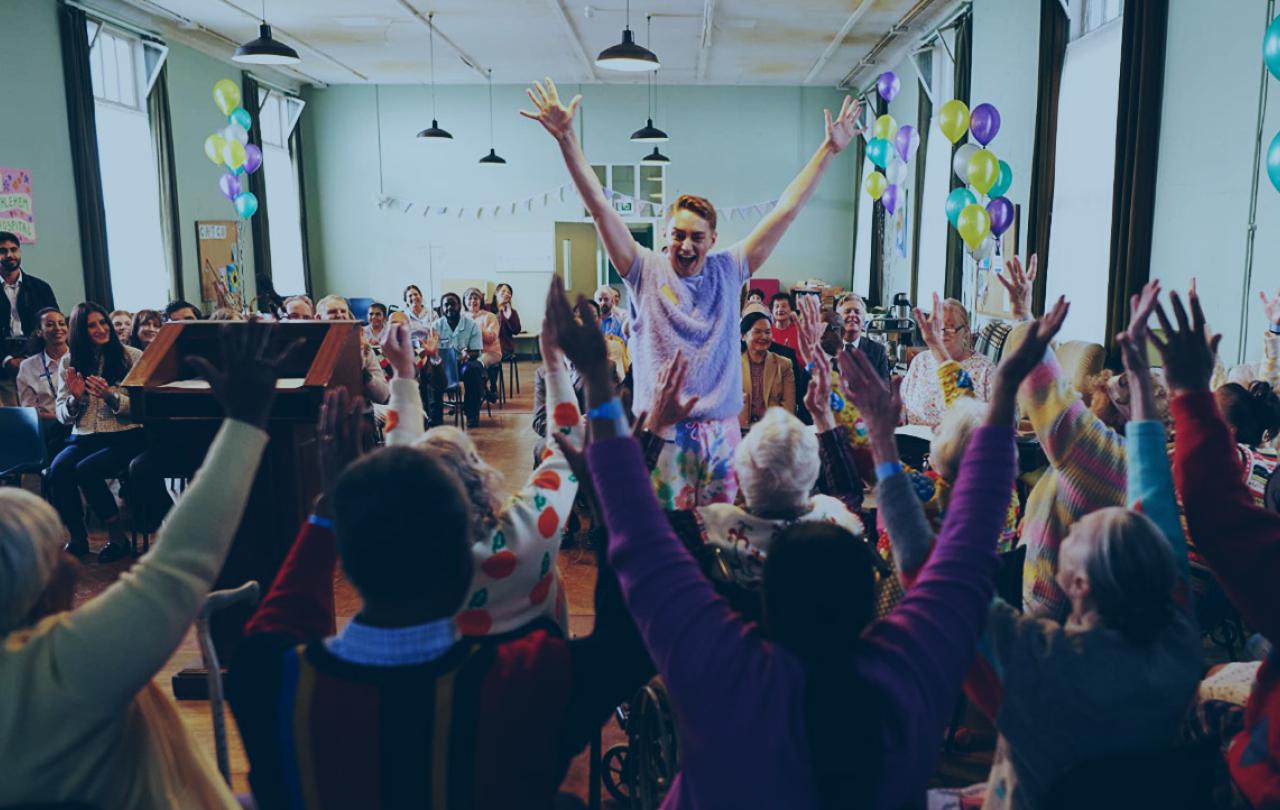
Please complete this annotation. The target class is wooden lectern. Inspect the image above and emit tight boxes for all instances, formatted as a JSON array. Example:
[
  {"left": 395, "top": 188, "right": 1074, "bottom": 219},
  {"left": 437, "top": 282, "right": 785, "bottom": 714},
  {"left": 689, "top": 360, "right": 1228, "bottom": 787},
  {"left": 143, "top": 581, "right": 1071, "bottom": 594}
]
[{"left": 124, "top": 321, "right": 363, "bottom": 674}]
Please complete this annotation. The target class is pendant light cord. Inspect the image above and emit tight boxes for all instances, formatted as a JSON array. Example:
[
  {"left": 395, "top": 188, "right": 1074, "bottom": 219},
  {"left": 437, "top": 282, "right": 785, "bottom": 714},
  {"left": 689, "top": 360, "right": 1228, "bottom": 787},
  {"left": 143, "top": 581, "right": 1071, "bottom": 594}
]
[
  {"left": 375, "top": 85, "right": 385, "bottom": 194},
  {"left": 261, "top": 0, "right": 266, "bottom": 23},
  {"left": 428, "top": 12, "right": 438, "bottom": 118},
  {"left": 647, "top": 15, "right": 654, "bottom": 117},
  {"left": 487, "top": 69, "right": 495, "bottom": 146}
]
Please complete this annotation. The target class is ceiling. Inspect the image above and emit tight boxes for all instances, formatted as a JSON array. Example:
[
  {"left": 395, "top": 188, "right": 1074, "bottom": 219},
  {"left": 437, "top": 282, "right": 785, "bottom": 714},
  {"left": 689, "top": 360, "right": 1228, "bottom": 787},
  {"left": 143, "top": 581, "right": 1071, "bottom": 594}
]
[{"left": 106, "top": 0, "right": 960, "bottom": 90}]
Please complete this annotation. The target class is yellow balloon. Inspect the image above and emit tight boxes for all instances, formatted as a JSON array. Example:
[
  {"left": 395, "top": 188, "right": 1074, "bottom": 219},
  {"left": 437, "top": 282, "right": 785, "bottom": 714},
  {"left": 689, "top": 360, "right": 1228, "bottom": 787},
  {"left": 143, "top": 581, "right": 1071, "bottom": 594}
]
[
  {"left": 967, "top": 149, "right": 1000, "bottom": 195},
  {"left": 222, "top": 138, "right": 247, "bottom": 171},
  {"left": 956, "top": 203, "right": 991, "bottom": 250},
  {"left": 212, "top": 79, "right": 242, "bottom": 116},
  {"left": 864, "top": 171, "right": 887, "bottom": 201},
  {"left": 938, "top": 99, "right": 970, "bottom": 144},
  {"left": 203, "top": 134, "right": 227, "bottom": 166},
  {"left": 873, "top": 114, "right": 897, "bottom": 142}
]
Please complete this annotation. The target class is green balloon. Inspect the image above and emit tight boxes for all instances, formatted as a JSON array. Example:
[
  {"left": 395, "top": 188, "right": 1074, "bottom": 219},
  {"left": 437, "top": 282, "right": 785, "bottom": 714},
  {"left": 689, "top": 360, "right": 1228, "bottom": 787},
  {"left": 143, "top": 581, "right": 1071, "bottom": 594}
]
[
  {"left": 989, "top": 160, "right": 1014, "bottom": 199},
  {"left": 945, "top": 187, "right": 977, "bottom": 227},
  {"left": 867, "top": 138, "right": 893, "bottom": 169}
]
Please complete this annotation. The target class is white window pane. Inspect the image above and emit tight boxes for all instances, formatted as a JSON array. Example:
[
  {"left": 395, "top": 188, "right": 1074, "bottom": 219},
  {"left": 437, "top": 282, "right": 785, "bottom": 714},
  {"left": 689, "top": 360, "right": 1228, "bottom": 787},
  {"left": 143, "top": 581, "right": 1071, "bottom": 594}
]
[
  {"left": 261, "top": 94, "right": 283, "bottom": 147},
  {"left": 1044, "top": 20, "right": 1122, "bottom": 344},
  {"left": 263, "top": 144, "right": 307, "bottom": 296},
  {"left": 115, "top": 36, "right": 136, "bottom": 108},
  {"left": 103, "top": 34, "right": 121, "bottom": 103},
  {"left": 917, "top": 38, "right": 952, "bottom": 302},
  {"left": 89, "top": 35, "right": 105, "bottom": 98},
  {"left": 853, "top": 168, "right": 873, "bottom": 296},
  {"left": 94, "top": 103, "right": 170, "bottom": 311}
]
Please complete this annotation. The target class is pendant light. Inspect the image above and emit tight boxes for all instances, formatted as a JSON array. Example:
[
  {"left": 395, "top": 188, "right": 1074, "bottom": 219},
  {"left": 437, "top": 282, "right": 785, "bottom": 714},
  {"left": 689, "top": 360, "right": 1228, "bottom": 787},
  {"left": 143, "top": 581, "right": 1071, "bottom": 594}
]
[
  {"left": 596, "top": 0, "right": 659, "bottom": 72},
  {"left": 630, "top": 16, "right": 668, "bottom": 142},
  {"left": 478, "top": 69, "right": 506, "bottom": 164},
  {"left": 417, "top": 13, "right": 452, "bottom": 139},
  {"left": 233, "top": 0, "right": 300, "bottom": 64},
  {"left": 640, "top": 146, "right": 670, "bottom": 165}
]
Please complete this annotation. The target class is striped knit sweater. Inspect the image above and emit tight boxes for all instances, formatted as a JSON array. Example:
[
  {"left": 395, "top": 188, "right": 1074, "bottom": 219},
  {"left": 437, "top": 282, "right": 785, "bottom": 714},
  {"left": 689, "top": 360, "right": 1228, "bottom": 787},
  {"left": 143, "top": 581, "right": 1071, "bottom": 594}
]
[{"left": 1017, "top": 353, "right": 1127, "bottom": 619}]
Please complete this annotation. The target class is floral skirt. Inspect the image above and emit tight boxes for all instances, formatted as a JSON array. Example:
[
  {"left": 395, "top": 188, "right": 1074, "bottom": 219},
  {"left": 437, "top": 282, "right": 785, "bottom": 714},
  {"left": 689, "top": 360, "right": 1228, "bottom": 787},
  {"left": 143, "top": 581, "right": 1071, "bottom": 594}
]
[{"left": 651, "top": 418, "right": 740, "bottom": 510}]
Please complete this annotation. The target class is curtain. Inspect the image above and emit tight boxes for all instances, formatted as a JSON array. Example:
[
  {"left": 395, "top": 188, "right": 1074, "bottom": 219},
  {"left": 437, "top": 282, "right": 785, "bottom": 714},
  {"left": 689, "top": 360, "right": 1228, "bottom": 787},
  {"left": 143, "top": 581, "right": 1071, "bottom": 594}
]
[
  {"left": 1104, "top": 0, "right": 1168, "bottom": 354},
  {"left": 242, "top": 75, "right": 272, "bottom": 288},
  {"left": 1027, "top": 0, "right": 1070, "bottom": 316},
  {"left": 59, "top": 2, "right": 112, "bottom": 308},
  {"left": 910, "top": 70, "right": 933, "bottom": 303},
  {"left": 149, "top": 63, "right": 184, "bottom": 301},
  {"left": 943, "top": 11, "right": 972, "bottom": 301},
  {"left": 290, "top": 117, "right": 314, "bottom": 298},
  {"left": 868, "top": 97, "right": 888, "bottom": 307},
  {"left": 849, "top": 120, "right": 867, "bottom": 292}
]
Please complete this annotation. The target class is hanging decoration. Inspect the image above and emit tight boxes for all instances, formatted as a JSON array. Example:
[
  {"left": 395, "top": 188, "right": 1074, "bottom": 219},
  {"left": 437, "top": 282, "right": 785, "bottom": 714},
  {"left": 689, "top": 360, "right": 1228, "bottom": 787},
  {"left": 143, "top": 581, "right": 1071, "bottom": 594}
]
[
  {"left": 1265, "top": 14, "right": 1280, "bottom": 193},
  {"left": 202, "top": 77, "right": 258, "bottom": 310},
  {"left": 933, "top": 96, "right": 1014, "bottom": 260},
  {"left": 860, "top": 84, "right": 920, "bottom": 225}
]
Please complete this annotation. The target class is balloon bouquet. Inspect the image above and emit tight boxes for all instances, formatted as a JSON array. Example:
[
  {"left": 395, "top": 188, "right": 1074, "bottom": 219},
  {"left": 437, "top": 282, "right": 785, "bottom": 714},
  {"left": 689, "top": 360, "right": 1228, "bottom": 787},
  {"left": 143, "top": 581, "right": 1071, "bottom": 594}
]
[
  {"left": 1264, "top": 16, "right": 1280, "bottom": 193},
  {"left": 935, "top": 98, "right": 1014, "bottom": 263},
  {"left": 201, "top": 79, "right": 262, "bottom": 311},
  {"left": 861, "top": 71, "right": 921, "bottom": 219}
]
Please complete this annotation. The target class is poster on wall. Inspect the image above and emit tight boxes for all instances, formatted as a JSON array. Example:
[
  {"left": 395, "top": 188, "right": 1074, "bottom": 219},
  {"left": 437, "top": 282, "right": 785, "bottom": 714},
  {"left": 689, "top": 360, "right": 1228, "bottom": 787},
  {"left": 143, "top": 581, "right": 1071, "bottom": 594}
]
[
  {"left": 0, "top": 167, "right": 35, "bottom": 243},
  {"left": 196, "top": 220, "right": 241, "bottom": 309},
  {"left": 976, "top": 205, "right": 1021, "bottom": 320}
]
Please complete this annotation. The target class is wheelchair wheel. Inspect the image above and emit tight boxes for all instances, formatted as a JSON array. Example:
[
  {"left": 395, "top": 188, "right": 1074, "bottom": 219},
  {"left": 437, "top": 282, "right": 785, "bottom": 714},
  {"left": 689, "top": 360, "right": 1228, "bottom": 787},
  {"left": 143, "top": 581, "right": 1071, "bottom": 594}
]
[
  {"left": 602, "top": 744, "right": 631, "bottom": 803},
  {"left": 628, "top": 681, "right": 679, "bottom": 810}
]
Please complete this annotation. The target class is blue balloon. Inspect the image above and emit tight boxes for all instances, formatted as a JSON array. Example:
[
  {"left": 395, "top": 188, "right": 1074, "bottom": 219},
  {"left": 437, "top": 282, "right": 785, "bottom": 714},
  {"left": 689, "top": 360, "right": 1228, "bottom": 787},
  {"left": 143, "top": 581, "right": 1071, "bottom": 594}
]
[
  {"left": 234, "top": 191, "right": 259, "bottom": 218},
  {"left": 1266, "top": 15, "right": 1280, "bottom": 81},
  {"left": 228, "top": 107, "right": 253, "bottom": 132},
  {"left": 867, "top": 138, "right": 893, "bottom": 169},
  {"left": 1267, "top": 131, "right": 1280, "bottom": 195},
  {"left": 945, "top": 187, "right": 977, "bottom": 226}
]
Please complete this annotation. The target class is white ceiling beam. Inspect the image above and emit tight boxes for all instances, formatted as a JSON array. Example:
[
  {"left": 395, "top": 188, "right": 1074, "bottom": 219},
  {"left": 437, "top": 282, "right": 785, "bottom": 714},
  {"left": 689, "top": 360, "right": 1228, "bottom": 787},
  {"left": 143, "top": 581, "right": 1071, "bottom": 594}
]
[
  {"left": 803, "top": 0, "right": 874, "bottom": 86},
  {"left": 395, "top": 0, "right": 489, "bottom": 80},
  {"left": 695, "top": 0, "right": 716, "bottom": 82},
  {"left": 544, "top": 0, "right": 599, "bottom": 83}
]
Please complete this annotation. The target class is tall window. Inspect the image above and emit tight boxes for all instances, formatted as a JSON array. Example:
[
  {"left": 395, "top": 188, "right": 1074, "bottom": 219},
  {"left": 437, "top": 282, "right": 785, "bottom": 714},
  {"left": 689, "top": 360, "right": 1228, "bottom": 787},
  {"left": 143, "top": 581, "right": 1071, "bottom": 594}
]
[
  {"left": 916, "top": 32, "right": 954, "bottom": 302},
  {"left": 87, "top": 23, "right": 169, "bottom": 311},
  {"left": 258, "top": 89, "right": 308, "bottom": 297}
]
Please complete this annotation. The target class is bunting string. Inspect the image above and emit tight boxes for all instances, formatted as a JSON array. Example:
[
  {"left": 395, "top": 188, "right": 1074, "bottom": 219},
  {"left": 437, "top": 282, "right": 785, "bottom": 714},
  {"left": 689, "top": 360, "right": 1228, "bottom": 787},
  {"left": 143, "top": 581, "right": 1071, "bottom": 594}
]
[{"left": 373, "top": 184, "right": 779, "bottom": 221}]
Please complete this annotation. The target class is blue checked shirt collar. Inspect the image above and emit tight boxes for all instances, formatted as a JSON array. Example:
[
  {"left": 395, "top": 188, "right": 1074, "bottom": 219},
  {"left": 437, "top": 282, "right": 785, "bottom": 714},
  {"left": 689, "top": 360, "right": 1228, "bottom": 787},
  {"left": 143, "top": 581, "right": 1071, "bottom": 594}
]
[{"left": 325, "top": 616, "right": 459, "bottom": 667}]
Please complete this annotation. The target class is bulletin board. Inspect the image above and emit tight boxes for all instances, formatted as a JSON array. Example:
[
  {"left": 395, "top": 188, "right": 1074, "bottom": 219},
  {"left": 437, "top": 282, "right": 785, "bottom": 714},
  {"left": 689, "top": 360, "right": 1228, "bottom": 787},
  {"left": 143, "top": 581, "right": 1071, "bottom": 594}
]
[{"left": 195, "top": 220, "right": 242, "bottom": 309}]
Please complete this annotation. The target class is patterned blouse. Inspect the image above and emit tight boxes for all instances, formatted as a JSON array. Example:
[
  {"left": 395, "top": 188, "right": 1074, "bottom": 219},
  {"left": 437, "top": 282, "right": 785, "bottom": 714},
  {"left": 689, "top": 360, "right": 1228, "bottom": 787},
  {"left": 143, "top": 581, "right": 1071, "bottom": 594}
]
[{"left": 900, "top": 350, "right": 995, "bottom": 429}]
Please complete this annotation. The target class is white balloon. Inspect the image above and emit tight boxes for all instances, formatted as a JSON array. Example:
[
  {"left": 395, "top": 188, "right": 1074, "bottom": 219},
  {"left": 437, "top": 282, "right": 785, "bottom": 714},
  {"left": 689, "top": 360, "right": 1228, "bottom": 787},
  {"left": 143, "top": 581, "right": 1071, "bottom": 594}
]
[
  {"left": 952, "top": 143, "right": 979, "bottom": 182},
  {"left": 886, "top": 159, "right": 908, "bottom": 186},
  {"left": 223, "top": 123, "right": 249, "bottom": 145},
  {"left": 971, "top": 237, "right": 994, "bottom": 263}
]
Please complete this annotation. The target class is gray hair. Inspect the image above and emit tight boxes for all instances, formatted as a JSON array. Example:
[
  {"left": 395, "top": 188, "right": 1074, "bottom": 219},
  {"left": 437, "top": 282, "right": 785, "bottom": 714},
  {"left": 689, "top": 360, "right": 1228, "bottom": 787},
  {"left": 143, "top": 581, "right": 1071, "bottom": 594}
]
[
  {"left": 735, "top": 408, "right": 820, "bottom": 515},
  {"left": 1076, "top": 507, "right": 1177, "bottom": 645},
  {"left": 412, "top": 427, "right": 503, "bottom": 539},
  {"left": 315, "top": 295, "right": 350, "bottom": 318},
  {"left": 929, "top": 398, "right": 988, "bottom": 481},
  {"left": 0, "top": 489, "right": 65, "bottom": 634}
]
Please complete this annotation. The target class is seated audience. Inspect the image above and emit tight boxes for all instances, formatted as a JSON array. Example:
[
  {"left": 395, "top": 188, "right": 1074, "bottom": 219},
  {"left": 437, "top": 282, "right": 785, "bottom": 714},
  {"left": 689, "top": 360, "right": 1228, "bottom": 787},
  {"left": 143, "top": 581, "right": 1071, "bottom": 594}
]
[
  {"left": 52, "top": 303, "right": 152, "bottom": 562},
  {"left": 1215, "top": 380, "right": 1280, "bottom": 504},
  {"left": 363, "top": 301, "right": 388, "bottom": 346},
  {"left": 316, "top": 294, "right": 390, "bottom": 407},
  {"left": 229, "top": 288, "right": 649, "bottom": 810},
  {"left": 465, "top": 286, "right": 503, "bottom": 401},
  {"left": 1, "top": 230, "right": 60, "bottom": 406},
  {"left": 109, "top": 309, "right": 133, "bottom": 343},
  {"left": 425, "top": 291, "right": 486, "bottom": 428},
  {"left": 740, "top": 311, "right": 795, "bottom": 429},
  {"left": 770, "top": 292, "right": 802, "bottom": 353},
  {"left": 16, "top": 307, "right": 72, "bottom": 459},
  {"left": 595, "top": 284, "right": 630, "bottom": 341},
  {"left": 567, "top": 268, "right": 1033, "bottom": 808},
  {"left": 488, "top": 282, "right": 522, "bottom": 358},
  {"left": 834, "top": 292, "right": 890, "bottom": 381},
  {"left": 403, "top": 283, "right": 435, "bottom": 338},
  {"left": 129, "top": 308, "right": 162, "bottom": 351},
  {"left": 0, "top": 323, "right": 284, "bottom": 809},
  {"left": 283, "top": 294, "right": 314, "bottom": 320},
  {"left": 745, "top": 286, "right": 766, "bottom": 307},
  {"left": 900, "top": 293, "right": 995, "bottom": 428},
  {"left": 164, "top": 299, "right": 202, "bottom": 321}
]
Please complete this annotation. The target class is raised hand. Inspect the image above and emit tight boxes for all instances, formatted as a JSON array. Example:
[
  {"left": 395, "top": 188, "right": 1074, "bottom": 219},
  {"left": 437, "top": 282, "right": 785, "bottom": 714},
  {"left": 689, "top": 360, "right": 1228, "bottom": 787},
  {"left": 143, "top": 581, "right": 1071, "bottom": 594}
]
[
  {"left": 1150, "top": 288, "right": 1221, "bottom": 396},
  {"left": 1261, "top": 289, "right": 1280, "bottom": 327},
  {"left": 996, "top": 295, "right": 1069, "bottom": 387},
  {"left": 995, "top": 254, "right": 1037, "bottom": 321},
  {"left": 804, "top": 352, "right": 835, "bottom": 432},
  {"left": 836, "top": 348, "right": 902, "bottom": 442},
  {"left": 422, "top": 329, "right": 441, "bottom": 359},
  {"left": 382, "top": 322, "right": 416, "bottom": 379},
  {"left": 314, "top": 386, "right": 365, "bottom": 517},
  {"left": 647, "top": 351, "right": 701, "bottom": 435},
  {"left": 185, "top": 322, "right": 303, "bottom": 429},
  {"left": 913, "top": 292, "right": 951, "bottom": 362},
  {"left": 519, "top": 78, "right": 582, "bottom": 142},
  {"left": 823, "top": 96, "right": 864, "bottom": 155},
  {"left": 64, "top": 366, "right": 86, "bottom": 399},
  {"left": 1116, "top": 280, "right": 1161, "bottom": 422},
  {"left": 542, "top": 276, "right": 607, "bottom": 378},
  {"left": 796, "top": 293, "right": 825, "bottom": 364}
]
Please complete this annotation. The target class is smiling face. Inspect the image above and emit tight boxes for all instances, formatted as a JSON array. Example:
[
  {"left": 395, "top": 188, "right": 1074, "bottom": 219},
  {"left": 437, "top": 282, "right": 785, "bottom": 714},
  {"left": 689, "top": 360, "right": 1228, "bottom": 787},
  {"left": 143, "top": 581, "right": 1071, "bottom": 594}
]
[
  {"left": 86, "top": 311, "right": 112, "bottom": 346},
  {"left": 368, "top": 306, "right": 386, "bottom": 330},
  {"left": 319, "top": 300, "right": 354, "bottom": 321},
  {"left": 838, "top": 295, "right": 867, "bottom": 342},
  {"left": 111, "top": 313, "right": 133, "bottom": 343},
  {"left": 406, "top": 287, "right": 424, "bottom": 312},
  {"left": 940, "top": 302, "right": 972, "bottom": 360},
  {"left": 496, "top": 285, "right": 512, "bottom": 306},
  {"left": 40, "top": 311, "right": 68, "bottom": 350},
  {"left": 666, "top": 209, "right": 717, "bottom": 278},
  {"left": 442, "top": 295, "right": 461, "bottom": 323},
  {"left": 465, "top": 291, "right": 484, "bottom": 314},
  {"left": 137, "top": 317, "right": 160, "bottom": 346},
  {"left": 746, "top": 318, "right": 773, "bottom": 354},
  {"left": 771, "top": 297, "right": 793, "bottom": 327}
]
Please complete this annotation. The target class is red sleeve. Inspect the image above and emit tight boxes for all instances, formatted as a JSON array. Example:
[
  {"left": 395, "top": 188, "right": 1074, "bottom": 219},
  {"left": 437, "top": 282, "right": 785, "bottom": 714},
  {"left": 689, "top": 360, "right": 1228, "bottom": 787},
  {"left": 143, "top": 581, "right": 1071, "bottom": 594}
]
[
  {"left": 1173, "top": 391, "right": 1280, "bottom": 642},
  {"left": 243, "top": 519, "right": 338, "bottom": 641}
]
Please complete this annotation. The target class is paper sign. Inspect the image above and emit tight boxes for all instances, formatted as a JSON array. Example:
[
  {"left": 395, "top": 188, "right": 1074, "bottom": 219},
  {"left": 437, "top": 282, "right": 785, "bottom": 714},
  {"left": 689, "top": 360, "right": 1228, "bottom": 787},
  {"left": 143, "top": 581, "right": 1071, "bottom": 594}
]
[
  {"left": 196, "top": 220, "right": 239, "bottom": 305},
  {"left": 0, "top": 167, "right": 35, "bottom": 243}
]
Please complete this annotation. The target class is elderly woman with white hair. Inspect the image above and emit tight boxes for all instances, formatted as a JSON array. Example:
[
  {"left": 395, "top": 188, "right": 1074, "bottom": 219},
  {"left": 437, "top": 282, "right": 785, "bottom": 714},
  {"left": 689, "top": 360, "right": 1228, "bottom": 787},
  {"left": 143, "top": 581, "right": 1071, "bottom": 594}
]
[
  {"left": 900, "top": 294, "right": 995, "bottom": 428},
  {"left": 0, "top": 325, "right": 291, "bottom": 809},
  {"left": 379, "top": 294, "right": 584, "bottom": 637}
]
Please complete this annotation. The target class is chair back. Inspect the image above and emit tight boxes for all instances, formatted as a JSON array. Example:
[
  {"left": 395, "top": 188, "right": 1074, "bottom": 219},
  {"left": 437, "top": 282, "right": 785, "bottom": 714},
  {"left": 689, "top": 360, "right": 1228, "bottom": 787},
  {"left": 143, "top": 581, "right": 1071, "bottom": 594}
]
[
  {"left": 438, "top": 347, "right": 462, "bottom": 390},
  {"left": 0, "top": 407, "right": 46, "bottom": 478},
  {"left": 1055, "top": 340, "right": 1106, "bottom": 395},
  {"left": 348, "top": 297, "right": 375, "bottom": 323}
]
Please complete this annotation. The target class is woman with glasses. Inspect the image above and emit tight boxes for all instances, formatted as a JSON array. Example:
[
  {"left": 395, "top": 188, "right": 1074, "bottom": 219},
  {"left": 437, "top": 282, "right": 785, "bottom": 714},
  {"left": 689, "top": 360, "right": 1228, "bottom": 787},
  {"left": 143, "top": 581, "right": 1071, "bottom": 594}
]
[{"left": 900, "top": 295, "right": 994, "bottom": 428}]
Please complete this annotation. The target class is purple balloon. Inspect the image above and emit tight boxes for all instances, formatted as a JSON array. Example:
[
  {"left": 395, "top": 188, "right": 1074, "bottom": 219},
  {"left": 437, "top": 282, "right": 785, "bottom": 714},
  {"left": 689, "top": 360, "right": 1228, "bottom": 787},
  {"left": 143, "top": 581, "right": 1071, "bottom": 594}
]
[
  {"left": 895, "top": 124, "right": 919, "bottom": 163},
  {"left": 987, "top": 196, "right": 1014, "bottom": 237},
  {"left": 243, "top": 143, "right": 263, "bottom": 175},
  {"left": 969, "top": 103, "right": 1001, "bottom": 146},
  {"left": 882, "top": 184, "right": 900, "bottom": 215},
  {"left": 218, "top": 172, "right": 241, "bottom": 201},
  {"left": 877, "top": 71, "right": 900, "bottom": 103}
]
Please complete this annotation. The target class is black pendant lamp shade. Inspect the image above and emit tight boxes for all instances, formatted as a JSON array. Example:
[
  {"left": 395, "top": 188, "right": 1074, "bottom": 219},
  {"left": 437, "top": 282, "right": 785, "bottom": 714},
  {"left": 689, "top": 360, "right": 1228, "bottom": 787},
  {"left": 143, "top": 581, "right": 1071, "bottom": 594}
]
[
  {"left": 418, "top": 119, "right": 452, "bottom": 139},
  {"left": 234, "top": 21, "right": 300, "bottom": 64},
  {"left": 641, "top": 147, "right": 670, "bottom": 165},
  {"left": 596, "top": 0, "right": 659, "bottom": 71},
  {"left": 479, "top": 69, "right": 505, "bottom": 163},
  {"left": 479, "top": 148, "right": 506, "bottom": 165},
  {"left": 630, "top": 118, "right": 668, "bottom": 142},
  {"left": 418, "top": 12, "right": 452, "bottom": 140}
]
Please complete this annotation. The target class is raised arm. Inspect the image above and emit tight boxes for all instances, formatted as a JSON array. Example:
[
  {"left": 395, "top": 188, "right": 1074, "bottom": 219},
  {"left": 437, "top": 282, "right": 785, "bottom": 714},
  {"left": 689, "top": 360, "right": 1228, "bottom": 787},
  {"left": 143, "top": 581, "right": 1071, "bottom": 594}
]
[
  {"left": 381, "top": 322, "right": 426, "bottom": 446},
  {"left": 1260, "top": 289, "right": 1280, "bottom": 387},
  {"left": 521, "top": 79, "right": 637, "bottom": 276},
  {"left": 743, "top": 97, "right": 863, "bottom": 273},
  {"left": 808, "top": 354, "right": 865, "bottom": 513}
]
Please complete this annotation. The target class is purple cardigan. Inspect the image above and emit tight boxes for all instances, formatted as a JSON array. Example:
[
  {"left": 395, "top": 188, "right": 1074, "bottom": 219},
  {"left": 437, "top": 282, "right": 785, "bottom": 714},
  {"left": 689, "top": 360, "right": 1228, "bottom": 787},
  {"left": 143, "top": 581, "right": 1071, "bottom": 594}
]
[{"left": 588, "top": 425, "right": 1015, "bottom": 809}]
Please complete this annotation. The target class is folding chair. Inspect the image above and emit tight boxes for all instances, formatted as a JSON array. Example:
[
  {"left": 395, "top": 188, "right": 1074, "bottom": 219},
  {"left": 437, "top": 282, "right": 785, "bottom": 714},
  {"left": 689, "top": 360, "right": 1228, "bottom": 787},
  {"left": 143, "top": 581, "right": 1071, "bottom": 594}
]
[{"left": 438, "top": 347, "right": 465, "bottom": 429}]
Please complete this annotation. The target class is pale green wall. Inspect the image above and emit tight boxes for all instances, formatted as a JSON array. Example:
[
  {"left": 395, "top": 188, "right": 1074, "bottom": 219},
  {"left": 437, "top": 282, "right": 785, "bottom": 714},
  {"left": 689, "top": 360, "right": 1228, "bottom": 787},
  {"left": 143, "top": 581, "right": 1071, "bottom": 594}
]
[
  {"left": 2, "top": 0, "right": 85, "bottom": 304},
  {"left": 302, "top": 82, "right": 856, "bottom": 325}
]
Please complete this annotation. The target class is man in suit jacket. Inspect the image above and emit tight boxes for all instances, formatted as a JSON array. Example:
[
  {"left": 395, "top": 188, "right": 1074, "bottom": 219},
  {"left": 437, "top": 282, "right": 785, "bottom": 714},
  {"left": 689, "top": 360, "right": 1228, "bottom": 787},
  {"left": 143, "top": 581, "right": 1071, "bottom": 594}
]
[
  {"left": 834, "top": 293, "right": 890, "bottom": 382},
  {"left": 1, "top": 231, "right": 60, "bottom": 404},
  {"left": 740, "top": 312, "right": 796, "bottom": 430}
]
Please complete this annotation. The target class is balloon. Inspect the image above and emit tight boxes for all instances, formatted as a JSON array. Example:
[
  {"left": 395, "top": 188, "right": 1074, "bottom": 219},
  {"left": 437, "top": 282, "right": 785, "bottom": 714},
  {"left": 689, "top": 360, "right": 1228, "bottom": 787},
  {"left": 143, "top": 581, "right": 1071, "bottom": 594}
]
[
  {"left": 895, "top": 124, "right": 919, "bottom": 162},
  {"left": 886, "top": 158, "right": 908, "bottom": 186},
  {"left": 223, "top": 123, "right": 249, "bottom": 146},
  {"left": 203, "top": 134, "right": 227, "bottom": 165},
  {"left": 221, "top": 139, "right": 247, "bottom": 171},
  {"left": 873, "top": 114, "right": 898, "bottom": 142},
  {"left": 233, "top": 191, "right": 259, "bottom": 219},
  {"left": 956, "top": 203, "right": 991, "bottom": 250},
  {"left": 218, "top": 172, "right": 242, "bottom": 201},
  {"left": 1266, "top": 15, "right": 1280, "bottom": 81},
  {"left": 1267, "top": 130, "right": 1280, "bottom": 194},
  {"left": 867, "top": 138, "right": 894, "bottom": 169},
  {"left": 945, "top": 187, "right": 977, "bottom": 227},
  {"left": 987, "top": 196, "right": 1014, "bottom": 237},
  {"left": 952, "top": 143, "right": 979, "bottom": 182},
  {"left": 877, "top": 71, "right": 900, "bottom": 102},
  {"left": 228, "top": 107, "right": 253, "bottom": 131},
  {"left": 864, "top": 171, "right": 887, "bottom": 201},
  {"left": 971, "top": 238, "right": 994, "bottom": 262},
  {"left": 938, "top": 99, "right": 970, "bottom": 144},
  {"left": 967, "top": 149, "right": 1000, "bottom": 195},
  {"left": 243, "top": 143, "right": 263, "bottom": 175},
  {"left": 990, "top": 160, "right": 1014, "bottom": 199},
  {"left": 969, "top": 103, "right": 1001, "bottom": 146},
  {"left": 212, "top": 79, "right": 241, "bottom": 116},
  {"left": 882, "top": 184, "right": 900, "bottom": 215}
]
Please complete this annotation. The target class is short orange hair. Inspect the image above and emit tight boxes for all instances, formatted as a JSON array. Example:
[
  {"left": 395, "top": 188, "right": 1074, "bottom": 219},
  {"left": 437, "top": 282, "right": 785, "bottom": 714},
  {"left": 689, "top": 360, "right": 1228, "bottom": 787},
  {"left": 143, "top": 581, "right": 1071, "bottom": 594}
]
[{"left": 668, "top": 194, "right": 717, "bottom": 232}]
